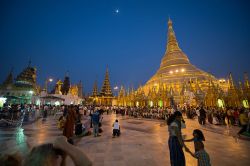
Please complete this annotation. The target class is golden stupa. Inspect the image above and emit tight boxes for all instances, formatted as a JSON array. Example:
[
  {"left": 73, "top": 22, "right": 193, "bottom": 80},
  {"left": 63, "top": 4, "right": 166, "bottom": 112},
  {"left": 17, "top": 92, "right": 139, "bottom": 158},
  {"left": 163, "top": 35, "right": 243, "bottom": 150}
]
[
  {"left": 116, "top": 19, "right": 249, "bottom": 108},
  {"left": 144, "top": 18, "right": 218, "bottom": 93}
]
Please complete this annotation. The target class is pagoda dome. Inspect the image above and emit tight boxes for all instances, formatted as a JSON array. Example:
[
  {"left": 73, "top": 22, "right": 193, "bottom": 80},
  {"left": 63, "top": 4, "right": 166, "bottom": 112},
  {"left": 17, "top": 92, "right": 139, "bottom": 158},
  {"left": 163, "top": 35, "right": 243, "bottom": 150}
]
[{"left": 144, "top": 18, "right": 218, "bottom": 93}]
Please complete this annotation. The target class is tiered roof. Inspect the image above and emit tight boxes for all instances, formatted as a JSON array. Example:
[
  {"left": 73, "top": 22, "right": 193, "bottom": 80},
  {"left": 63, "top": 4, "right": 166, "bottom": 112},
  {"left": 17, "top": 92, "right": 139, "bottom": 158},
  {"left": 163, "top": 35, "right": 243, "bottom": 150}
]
[
  {"left": 100, "top": 68, "right": 113, "bottom": 97},
  {"left": 3, "top": 70, "right": 13, "bottom": 86},
  {"left": 92, "top": 80, "right": 98, "bottom": 97},
  {"left": 15, "top": 66, "right": 36, "bottom": 87}
]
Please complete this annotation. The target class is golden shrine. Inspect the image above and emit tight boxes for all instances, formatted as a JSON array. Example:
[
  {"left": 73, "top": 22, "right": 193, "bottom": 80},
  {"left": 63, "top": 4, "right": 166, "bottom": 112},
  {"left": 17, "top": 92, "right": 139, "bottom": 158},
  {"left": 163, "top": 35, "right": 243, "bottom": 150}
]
[
  {"left": 90, "top": 68, "right": 114, "bottom": 106},
  {"left": 53, "top": 79, "right": 83, "bottom": 97},
  {"left": 117, "top": 19, "right": 250, "bottom": 108}
]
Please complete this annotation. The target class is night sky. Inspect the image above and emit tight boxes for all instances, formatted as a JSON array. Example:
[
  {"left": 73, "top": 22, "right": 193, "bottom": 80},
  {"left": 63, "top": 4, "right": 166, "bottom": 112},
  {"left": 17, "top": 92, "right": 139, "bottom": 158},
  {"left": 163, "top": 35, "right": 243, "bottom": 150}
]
[{"left": 1, "top": 0, "right": 250, "bottom": 94}]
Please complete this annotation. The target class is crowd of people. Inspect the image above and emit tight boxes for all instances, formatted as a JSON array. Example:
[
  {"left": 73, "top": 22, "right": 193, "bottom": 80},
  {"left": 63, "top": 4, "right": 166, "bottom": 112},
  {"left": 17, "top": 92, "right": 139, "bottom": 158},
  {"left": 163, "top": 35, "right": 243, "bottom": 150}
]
[
  {"left": 1, "top": 103, "right": 250, "bottom": 166},
  {"left": 111, "top": 105, "right": 250, "bottom": 134}
]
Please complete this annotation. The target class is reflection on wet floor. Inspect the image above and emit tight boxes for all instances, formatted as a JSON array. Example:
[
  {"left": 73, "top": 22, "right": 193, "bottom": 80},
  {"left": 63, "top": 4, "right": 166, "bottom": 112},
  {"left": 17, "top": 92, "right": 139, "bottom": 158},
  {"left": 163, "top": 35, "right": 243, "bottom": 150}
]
[{"left": 0, "top": 114, "right": 250, "bottom": 166}]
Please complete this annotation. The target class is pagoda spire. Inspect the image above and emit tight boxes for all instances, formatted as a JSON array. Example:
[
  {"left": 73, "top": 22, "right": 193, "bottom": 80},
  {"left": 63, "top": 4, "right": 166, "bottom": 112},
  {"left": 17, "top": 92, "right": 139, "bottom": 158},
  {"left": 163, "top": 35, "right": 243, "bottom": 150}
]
[
  {"left": 100, "top": 67, "right": 113, "bottom": 97},
  {"left": 244, "top": 72, "right": 250, "bottom": 89},
  {"left": 92, "top": 80, "right": 98, "bottom": 97},
  {"left": 229, "top": 72, "right": 235, "bottom": 88},
  {"left": 118, "top": 86, "right": 125, "bottom": 97},
  {"left": 227, "top": 72, "right": 240, "bottom": 107},
  {"left": 238, "top": 81, "right": 244, "bottom": 95},
  {"left": 166, "top": 18, "right": 182, "bottom": 53},
  {"left": 3, "top": 69, "right": 13, "bottom": 86},
  {"left": 28, "top": 58, "right": 31, "bottom": 67}
]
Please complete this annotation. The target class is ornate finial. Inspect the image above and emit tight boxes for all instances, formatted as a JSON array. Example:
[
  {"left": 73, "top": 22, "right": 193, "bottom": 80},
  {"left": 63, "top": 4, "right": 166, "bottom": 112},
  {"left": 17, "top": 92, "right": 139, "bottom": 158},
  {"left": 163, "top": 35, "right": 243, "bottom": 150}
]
[
  {"left": 92, "top": 79, "right": 98, "bottom": 97},
  {"left": 229, "top": 72, "right": 235, "bottom": 88},
  {"left": 166, "top": 18, "right": 181, "bottom": 53},
  {"left": 168, "top": 17, "right": 172, "bottom": 26},
  {"left": 28, "top": 58, "right": 31, "bottom": 67},
  {"left": 3, "top": 68, "right": 14, "bottom": 85},
  {"left": 244, "top": 72, "right": 249, "bottom": 88}
]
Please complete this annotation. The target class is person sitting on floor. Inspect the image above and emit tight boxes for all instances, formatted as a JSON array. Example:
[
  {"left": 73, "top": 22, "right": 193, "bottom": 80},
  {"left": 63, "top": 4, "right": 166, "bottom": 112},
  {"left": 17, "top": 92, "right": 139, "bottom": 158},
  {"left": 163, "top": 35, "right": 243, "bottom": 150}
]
[{"left": 112, "top": 119, "right": 120, "bottom": 137}]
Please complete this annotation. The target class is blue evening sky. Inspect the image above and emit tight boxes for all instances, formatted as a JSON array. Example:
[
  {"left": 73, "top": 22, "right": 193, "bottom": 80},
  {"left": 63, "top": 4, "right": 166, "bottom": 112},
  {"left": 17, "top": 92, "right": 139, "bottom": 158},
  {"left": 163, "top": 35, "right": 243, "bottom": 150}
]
[{"left": 1, "top": 0, "right": 250, "bottom": 94}]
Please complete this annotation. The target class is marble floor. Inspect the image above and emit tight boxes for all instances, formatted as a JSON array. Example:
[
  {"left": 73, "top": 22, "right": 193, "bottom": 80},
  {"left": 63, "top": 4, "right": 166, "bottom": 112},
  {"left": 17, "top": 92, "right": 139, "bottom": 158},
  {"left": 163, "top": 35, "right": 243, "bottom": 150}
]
[{"left": 1, "top": 114, "right": 250, "bottom": 166}]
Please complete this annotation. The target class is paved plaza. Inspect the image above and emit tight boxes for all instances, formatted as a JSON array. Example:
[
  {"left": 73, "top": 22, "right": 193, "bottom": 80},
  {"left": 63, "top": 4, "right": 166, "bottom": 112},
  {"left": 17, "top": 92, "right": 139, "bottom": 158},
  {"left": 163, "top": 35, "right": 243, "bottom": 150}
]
[{"left": 0, "top": 114, "right": 250, "bottom": 166}]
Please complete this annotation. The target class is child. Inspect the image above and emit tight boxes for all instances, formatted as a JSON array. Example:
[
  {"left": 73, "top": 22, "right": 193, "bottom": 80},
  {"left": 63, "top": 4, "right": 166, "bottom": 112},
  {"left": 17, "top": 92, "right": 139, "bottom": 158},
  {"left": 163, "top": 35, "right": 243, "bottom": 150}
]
[
  {"left": 184, "top": 129, "right": 205, "bottom": 152},
  {"left": 112, "top": 119, "right": 120, "bottom": 137},
  {"left": 185, "top": 129, "right": 211, "bottom": 166}
]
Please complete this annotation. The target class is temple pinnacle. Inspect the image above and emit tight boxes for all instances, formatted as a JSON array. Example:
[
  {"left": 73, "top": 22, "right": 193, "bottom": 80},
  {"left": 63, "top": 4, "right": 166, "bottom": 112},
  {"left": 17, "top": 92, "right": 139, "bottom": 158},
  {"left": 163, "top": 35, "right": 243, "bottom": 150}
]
[{"left": 166, "top": 18, "right": 181, "bottom": 53}]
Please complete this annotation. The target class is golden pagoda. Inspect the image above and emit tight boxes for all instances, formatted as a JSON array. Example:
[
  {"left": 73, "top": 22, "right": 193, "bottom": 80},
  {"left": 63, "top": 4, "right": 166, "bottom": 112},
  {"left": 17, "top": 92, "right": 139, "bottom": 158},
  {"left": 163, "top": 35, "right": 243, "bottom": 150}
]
[
  {"left": 131, "top": 18, "right": 224, "bottom": 107},
  {"left": 89, "top": 68, "right": 114, "bottom": 106},
  {"left": 117, "top": 86, "right": 126, "bottom": 106},
  {"left": 100, "top": 68, "right": 113, "bottom": 97},
  {"left": 204, "top": 80, "right": 219, "bottom": 107},
  {"left": 144, "top": 18, "right": 218, "bottom": 94},
  {"left": 117, "top": 19, "right": 240, "bottom": 108},
  {"left": 225, "top": 73, "right": 240, "bottom": 107},
  {"left": 92, "top": 80, "right": 98, "bottom": 97},
  {"left": 242, "top": 73, "right": 250, "bottom": 108}
]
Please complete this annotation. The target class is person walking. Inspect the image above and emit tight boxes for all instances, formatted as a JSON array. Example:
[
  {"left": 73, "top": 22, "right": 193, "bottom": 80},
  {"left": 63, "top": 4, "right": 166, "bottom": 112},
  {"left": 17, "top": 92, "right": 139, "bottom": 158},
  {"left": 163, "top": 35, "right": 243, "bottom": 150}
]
[
  {"left": 238, "top": 109, "right": 249, "bottom": 136},
  {"left": 63, "top": 105, "right": 77, "bottom": 143},
  {"left": 92, "top": 110, "right": 101, "bottom": 137},
  {"left": 199, "top": 107, "right": 206, "bottom": 125},
  {"left": 167, "top": 111, "right": 186, "bottom": 166}
]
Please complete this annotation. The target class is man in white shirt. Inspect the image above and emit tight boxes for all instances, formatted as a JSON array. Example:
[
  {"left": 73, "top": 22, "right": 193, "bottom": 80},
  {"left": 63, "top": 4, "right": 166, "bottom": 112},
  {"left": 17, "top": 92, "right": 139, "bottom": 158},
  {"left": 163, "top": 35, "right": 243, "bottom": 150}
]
[{"left": 112, "top": 119, "right": 120, "bottom": 137}]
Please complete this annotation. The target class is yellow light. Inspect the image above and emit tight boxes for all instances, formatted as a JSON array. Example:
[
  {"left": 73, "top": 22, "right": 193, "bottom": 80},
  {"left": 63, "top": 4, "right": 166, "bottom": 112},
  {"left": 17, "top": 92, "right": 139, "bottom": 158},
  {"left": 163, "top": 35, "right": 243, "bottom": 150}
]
[
  {"left": 149, "top": 101, "right": 153, "bottom": 107},
  {"left": 175, "top": 69, "right": 179, "bottom": 73},
  {"left": 219, "top": 79, "right": 226, "bottom": 83},
  {"left": 169, "top": 71, "right": 173, "bottom": 74},
  {"left": 243, "top": 100, "right": 249, "bottom": 108},
  {"left": 181, "top": 69, "right": 185, "bottom": 72}
]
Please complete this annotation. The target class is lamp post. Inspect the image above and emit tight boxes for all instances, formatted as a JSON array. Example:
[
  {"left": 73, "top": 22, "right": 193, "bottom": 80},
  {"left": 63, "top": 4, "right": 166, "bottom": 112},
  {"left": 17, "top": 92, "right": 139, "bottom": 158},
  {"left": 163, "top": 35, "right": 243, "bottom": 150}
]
[{"left": 45, "top": 78, "right": 53, "bottom": 93}]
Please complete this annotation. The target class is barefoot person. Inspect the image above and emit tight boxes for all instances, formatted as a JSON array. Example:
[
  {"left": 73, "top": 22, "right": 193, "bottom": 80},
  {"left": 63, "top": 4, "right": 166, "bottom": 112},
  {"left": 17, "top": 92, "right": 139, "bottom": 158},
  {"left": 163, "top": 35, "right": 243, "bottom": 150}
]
[
  {"left": 185, "top": 132, "right": 211, "bottom": 166},
  {"left": 63, "top": 105, "right": 77, "bottom": 143},
  {"left": 92, "top": 109, "right": 101, "bottom": 137},
  {"left": 112, "top": 119, "right": 120, "bottom": 137},
  {"left": 167, "top": 111, "right": 186, "bottom": 166},
  {"left": 184, "top": 129, "right": 205, "bottom": 153}
]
